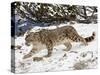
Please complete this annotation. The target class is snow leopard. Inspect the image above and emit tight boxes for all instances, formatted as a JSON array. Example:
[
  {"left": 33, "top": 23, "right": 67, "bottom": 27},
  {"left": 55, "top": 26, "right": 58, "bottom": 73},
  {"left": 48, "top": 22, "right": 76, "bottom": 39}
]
[{"left": 23, "top": 26, "right": 95, "bottom": 59}]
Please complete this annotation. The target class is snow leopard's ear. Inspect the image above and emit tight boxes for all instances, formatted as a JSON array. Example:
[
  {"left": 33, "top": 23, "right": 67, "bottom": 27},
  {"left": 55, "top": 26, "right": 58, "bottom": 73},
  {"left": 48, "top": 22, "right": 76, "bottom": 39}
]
[
  {"left": 24, "top": 29, "right": 31, "bottom": 37},
  {"left": 26, "top": 30, "right": 31, "bottom": 35}
]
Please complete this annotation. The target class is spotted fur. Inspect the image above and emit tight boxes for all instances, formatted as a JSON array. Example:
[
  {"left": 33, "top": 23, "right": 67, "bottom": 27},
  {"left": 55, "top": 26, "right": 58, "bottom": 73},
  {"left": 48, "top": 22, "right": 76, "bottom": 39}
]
[{"left": 23, "top": 26, "right": 95, "bottom": 59}]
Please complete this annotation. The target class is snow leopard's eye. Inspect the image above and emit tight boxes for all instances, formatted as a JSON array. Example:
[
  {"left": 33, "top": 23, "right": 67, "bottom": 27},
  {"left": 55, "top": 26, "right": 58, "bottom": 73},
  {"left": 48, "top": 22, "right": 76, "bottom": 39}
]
[{"left": 25, "top": 33, "right": 31, "bottom": 40}]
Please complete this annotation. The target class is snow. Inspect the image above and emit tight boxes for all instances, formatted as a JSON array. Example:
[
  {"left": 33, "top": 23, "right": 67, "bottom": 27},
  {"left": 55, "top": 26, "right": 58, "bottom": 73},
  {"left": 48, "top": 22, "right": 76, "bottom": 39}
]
[{"left": 14, "top": 23, "right": 98, "bottom": 73}]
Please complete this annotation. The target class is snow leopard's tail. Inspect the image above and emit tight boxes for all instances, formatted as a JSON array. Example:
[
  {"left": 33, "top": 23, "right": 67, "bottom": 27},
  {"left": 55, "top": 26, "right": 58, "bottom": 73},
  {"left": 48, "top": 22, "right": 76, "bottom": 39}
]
[{"left": 85, "top": 32, "right": 96, "bottom": 42}]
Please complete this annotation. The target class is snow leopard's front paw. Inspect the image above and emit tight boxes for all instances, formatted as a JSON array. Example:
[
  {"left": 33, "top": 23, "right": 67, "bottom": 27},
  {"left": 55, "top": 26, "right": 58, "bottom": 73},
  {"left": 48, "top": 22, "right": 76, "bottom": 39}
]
[
  {"left": 33, "top": 57, "right": 43, "bottom": 61},
  {"left": 23, "top": 54, "right": 32, "bottom": 59}
]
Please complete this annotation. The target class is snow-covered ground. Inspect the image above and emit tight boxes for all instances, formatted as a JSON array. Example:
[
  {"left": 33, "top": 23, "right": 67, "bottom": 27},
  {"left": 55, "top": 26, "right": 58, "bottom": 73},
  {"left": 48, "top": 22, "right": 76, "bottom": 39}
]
[{"left": 14, "top": 23, "right": 98, "bottom": 73}]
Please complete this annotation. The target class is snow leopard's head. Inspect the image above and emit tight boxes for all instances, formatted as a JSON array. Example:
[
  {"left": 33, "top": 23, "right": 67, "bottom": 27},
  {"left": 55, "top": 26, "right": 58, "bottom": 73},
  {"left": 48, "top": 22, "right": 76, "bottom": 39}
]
[
  {"left": 25, "top": 32, "right": 34, "bottom": 46},
  {"left": 25, "top": 32, "right": 40, "bottom": 46}
]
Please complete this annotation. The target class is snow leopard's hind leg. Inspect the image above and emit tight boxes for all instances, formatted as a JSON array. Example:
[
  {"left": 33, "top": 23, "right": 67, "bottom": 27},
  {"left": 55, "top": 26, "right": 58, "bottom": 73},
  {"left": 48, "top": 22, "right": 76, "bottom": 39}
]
[{"left": 64, "top": 41, "right": 72, "bottom": 51}]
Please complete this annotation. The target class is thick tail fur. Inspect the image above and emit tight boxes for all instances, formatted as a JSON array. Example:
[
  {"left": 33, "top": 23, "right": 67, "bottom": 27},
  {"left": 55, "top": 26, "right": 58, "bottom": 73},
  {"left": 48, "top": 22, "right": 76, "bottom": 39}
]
[{"left": 85, "top": 32, "right": 95, "bottom": 42}]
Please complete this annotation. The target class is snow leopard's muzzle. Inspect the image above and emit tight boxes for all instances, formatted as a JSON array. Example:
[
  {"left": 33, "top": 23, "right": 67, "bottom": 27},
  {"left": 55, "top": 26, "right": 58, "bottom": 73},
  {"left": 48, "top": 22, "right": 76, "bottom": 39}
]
[{"left": 25, "top": 34, "right": 33, "bottom": 46}]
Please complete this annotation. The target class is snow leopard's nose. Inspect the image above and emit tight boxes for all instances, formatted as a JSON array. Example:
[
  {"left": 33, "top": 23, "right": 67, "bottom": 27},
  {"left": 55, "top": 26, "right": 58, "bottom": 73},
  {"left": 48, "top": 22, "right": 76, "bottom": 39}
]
[{"left": 25, "top": 42, "right": 30, "bottom": 46}]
